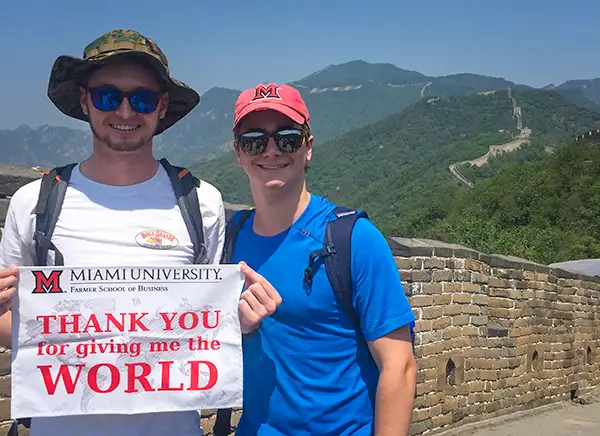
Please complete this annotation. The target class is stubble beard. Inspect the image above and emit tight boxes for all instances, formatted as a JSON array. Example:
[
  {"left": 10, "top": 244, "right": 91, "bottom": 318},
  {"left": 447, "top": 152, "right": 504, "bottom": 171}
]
[{"left": 90, "top": 122, "right": 154, "bottom": 152}]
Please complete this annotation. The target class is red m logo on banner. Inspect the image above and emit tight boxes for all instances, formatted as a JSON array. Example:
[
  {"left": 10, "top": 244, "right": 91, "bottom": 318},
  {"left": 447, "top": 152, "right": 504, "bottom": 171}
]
[{"left": 32, "top": 270, "right": 64, "bottom": 294}]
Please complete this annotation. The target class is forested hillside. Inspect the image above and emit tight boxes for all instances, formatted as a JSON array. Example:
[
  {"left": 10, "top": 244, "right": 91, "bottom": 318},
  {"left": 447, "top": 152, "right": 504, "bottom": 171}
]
[
  {"left": 397, "top": 132, "right": 600, "bottom": 264},
  {"left": 196, "top": 89, "right": 600, "bottom": 263}
]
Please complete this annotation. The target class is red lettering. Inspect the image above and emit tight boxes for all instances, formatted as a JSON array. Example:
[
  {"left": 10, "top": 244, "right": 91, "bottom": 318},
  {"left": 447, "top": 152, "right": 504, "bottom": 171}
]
[
  {"left": 88, "top": 363, "right": 120, "bottom": 393},
  {"left": 38, "top": 364, "right": 84, "bottom": 395},
  {"left": 179, "top": 312, "right": 199, "bottom": 330},
  {"left": 188, "top": 361, "right": 218, "bottom": 391},
  {"left": 105, "top": 313, "right": 126, "bottom": 331},
  {"left": 188, "top": 337, "right": 221, "bottom": 351},
  {"left": 159, "top": 312, "right": 177, "bottom": 330},
  {"left": 32, "top": 270, "right": 63, "bottom": 294},
  {"left": 35, "top": 315, "right": 56, "bottom": 334},
  {"left": 60, "top": 314, "right": 81, "bottom": 334},
  {"left": 130, "top": 313, "right": 150, "bottom": 331},
  {"left": 37, "top": 313, "right": 150, "bottom": 334},
  {"left": 83, "top": 314, "right": 102, "bottom": 333},
  {"left": 157, "top": 361, "right": 184, "bottom": 391},
  {"left": 38, "top": 361, "right": 218, "bottom": 395},
  {"left": 125, "top": 362, "right": 154, "bottom": 393},
  {"left": 202, "top": 310, "right": 220, "bottom": 329},
  {"left": 161, "top": 311, "right": 220, "bottom": 331}
]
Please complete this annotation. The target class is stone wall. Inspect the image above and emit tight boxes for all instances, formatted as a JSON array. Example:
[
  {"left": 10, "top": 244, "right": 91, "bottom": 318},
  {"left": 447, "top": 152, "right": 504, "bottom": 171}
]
[
  {"left": 0, "top": 164, "right": 42, "bottom": 435},
  {"left": 389, "top": 237, "right": 600, "bottom": 435},
  {"left": 0, "top": 165, "right": 599, "bottom": 435},
  {"left": 0, "top": 163, "right": 42, "bottom": 242}
]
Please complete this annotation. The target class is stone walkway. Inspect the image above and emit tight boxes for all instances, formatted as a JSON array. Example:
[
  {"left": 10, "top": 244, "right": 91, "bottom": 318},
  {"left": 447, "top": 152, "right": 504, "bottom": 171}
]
[{"left": 463, "top": 400, "right": 600, "bottom": 436}]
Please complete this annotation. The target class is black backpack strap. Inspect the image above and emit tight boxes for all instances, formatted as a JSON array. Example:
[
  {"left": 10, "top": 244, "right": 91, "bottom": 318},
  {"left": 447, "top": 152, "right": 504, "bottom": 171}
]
[
  {"left": 220, "top": 208, "right": 253, "bottom": 264},
  {"left": 26, "top": 164, "right": 77, "bottom": 431},
  {"left": 8, "top": 420, "right": 18, "bottom": 436},
  {"left": 214, "top": 208, "right": 253, "bottom": 436},
  {"left": 303, "top": 206, "right": 367, "bottom": 328},
  {"left": 213, "top": 408, "right": 234, "bottom": 436},
  {"left": 9, "top": 417, "right": 30, "bottom": 435},
  {"left": 303, "top": 206, "right": 416, "bottom": 351},
  {"left": 159, "top": 158, "right": 208, "bottom": 264},
  {"left": 324, "top": 206, "right": 368, "bottom": 329},
  {"left": 33, "top": 163, "right": 76, "bottom": 266}
]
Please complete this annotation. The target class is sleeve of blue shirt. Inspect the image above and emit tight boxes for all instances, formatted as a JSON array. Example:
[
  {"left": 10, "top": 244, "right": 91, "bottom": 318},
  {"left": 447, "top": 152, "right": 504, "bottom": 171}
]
[{"left": 351, "top": 218, "right": 416, "bottom": 342}]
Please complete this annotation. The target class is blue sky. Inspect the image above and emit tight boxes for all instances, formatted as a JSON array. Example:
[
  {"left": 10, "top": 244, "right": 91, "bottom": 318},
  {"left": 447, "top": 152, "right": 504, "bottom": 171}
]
[{"left": 1, "top": 0, "right": 599, "bottom": 130}]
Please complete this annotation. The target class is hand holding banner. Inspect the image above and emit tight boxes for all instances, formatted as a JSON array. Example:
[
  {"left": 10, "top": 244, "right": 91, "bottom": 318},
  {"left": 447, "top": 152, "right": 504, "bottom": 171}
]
[{"left": 10, "top": 264, "right": 244, "bottom": 419}]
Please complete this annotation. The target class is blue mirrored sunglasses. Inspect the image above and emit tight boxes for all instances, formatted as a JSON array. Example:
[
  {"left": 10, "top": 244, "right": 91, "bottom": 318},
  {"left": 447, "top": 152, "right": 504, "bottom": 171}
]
[{"left": 88, "top": 87, "right": 161, "bottom": 114}]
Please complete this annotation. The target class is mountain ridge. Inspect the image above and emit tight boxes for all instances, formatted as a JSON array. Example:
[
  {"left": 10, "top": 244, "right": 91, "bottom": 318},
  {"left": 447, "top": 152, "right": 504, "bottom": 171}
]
[{"left": 2, "top": 60, "right": 600, "bottom": 169}]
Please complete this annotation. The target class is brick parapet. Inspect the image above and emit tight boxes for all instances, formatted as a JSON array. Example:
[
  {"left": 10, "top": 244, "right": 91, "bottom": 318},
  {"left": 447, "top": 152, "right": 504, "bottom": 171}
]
[{"left": 391, "top": 237, "right": 600, "bottom": 435}]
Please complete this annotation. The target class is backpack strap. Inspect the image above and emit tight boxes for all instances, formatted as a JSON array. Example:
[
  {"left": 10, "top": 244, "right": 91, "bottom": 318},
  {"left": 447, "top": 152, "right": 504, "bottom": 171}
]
[
  {"left": 220, "top": 208, "right": 253, "bottom": 264},
  {"left": 303, "top": 206, "right": 416, "bottom": 351},
  {"left": 213, "top": 408, "right": 234, "bottom": 436},
  {"left": 8, "top": 417, "right": 30, "bottom": 436},
  {"left": 33, "top": 163, "right": 76, "bottom": 266},
  {"left": 324, "top": 206, "right": 368, "bottom": 329},
  {"left": 159, "top": 158, "right": 208, "bottom": 264},
  {"left": 26, "top": 164, "right": 76, "bottom": 434},
  {"left": 303, "top": 206, "right": 367, "bottom": 328}
]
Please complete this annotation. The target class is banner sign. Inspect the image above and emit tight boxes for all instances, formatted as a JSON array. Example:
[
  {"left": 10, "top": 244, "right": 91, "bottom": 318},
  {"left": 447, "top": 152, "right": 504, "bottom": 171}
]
[{"left": 10, "top": 265, "right": 244, "bottom": 419}]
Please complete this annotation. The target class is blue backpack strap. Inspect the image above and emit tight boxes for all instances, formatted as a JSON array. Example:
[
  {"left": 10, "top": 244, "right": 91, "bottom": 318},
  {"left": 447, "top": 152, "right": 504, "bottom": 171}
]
[
  {"left": 159, "top": 158, "right": 207, "bottom": 264},
  {"left": 33, "top": 163, "right": 77, "bottom": 267}
]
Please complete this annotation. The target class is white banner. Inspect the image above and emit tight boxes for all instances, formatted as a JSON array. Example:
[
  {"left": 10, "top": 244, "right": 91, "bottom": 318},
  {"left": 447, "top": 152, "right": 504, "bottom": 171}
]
[{"left": 10, "top": 265, "right": 244, "bottom": 419}]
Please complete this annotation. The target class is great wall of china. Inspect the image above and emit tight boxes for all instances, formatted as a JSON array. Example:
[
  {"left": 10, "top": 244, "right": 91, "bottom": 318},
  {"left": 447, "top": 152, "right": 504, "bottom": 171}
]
[
  {"left": 448, "top": 88, "right": 533, "bottom": 188},
  {"left": 0, "top": 146, "right": 599, "bottom": 435}
]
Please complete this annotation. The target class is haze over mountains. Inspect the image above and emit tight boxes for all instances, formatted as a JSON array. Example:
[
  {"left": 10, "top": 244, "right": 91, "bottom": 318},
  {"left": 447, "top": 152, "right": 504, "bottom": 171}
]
[{"left": 2, "top": 60, "right": 599, "bottom": 168}]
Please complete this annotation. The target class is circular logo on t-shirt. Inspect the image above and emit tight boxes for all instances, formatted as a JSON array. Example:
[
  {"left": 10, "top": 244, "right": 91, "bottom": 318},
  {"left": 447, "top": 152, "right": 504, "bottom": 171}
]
[{"left": 135, "top": 230, "right": 179, "bottom": 250}]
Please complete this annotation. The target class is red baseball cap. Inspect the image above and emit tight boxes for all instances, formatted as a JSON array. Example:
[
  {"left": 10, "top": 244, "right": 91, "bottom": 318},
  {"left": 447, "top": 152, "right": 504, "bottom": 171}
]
[{"left": 233, "top": 83, "right": 311, "bottom": 132}]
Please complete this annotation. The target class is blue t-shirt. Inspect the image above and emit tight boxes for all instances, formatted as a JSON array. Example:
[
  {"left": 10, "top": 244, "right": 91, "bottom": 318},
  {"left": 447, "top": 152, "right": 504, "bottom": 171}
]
[{"left": 232, "top": 194, "right": 415, "bottom": 436}]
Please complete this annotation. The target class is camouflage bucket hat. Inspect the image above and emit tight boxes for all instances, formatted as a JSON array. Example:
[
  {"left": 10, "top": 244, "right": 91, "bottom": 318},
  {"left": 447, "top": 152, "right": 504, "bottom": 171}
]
[{"left": 47, "top": 29, "right": 200, "bottom": 135}]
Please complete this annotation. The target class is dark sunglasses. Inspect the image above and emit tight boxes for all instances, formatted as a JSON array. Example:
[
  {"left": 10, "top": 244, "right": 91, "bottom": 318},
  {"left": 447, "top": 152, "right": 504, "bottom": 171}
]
[
  {"left": 236, "top": 128, "right": 307, "bottom": 155},
  {"left": 88, "top": 87, "right": 162, "bottom": 114}
]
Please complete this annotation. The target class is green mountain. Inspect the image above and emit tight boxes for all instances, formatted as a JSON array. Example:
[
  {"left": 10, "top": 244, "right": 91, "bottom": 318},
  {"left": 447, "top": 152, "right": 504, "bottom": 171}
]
[
  {"left": 398, "top": 129, "right": 600, "bottom": 265},
  {"left": 548, "top": 78, "right": 600, "bottom": 112},
  {"left": 193, "top": 89, "right": 600, "bottom": 255},
  {"left": 0, "top": 60, "right": 532, "bottom": 168}
]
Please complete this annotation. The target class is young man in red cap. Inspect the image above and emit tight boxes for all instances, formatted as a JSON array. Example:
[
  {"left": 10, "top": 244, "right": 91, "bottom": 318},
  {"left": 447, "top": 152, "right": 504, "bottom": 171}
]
[{"left": 226, "top": 83, "right": 417, "bottom": 435}]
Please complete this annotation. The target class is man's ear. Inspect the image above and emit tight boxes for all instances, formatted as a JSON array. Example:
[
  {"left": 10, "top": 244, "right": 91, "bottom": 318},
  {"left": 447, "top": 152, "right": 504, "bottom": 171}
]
[
  {"left": 306, "top": 135, "right": 314, "bottom": 162},
  {"left": 79, "top": 86, "right": 89, "bottom": 116},
  {"left": 234, "top": 141, "right": 243, "bottom": 168},
  {"left": 159, "top": 92, "right": 169, "bottom": 119}
]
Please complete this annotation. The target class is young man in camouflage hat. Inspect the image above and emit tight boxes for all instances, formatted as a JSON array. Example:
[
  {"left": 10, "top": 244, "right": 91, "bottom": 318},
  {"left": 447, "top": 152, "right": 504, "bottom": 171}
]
[
  {"left": 223, "top": 83, "right": 417, "bottom": 435},
  {"left": 0, "top": 30, "right": 280, "bottom": 436}
]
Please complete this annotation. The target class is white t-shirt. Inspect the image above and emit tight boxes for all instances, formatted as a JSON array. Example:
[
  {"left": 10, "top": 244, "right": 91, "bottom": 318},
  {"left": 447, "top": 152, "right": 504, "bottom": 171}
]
[{"left": 0, "top": 163, "right": 226, "bottom": 436}]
